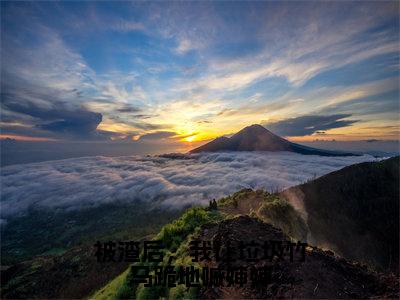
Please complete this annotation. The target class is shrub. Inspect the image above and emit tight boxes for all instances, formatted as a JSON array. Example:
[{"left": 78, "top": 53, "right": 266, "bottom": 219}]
[
  {"left": 258, "top": 196, "right": 308, "bottom": 241},
  {"left": 125, "top": 207, "right": 222, "bottom": 300}
]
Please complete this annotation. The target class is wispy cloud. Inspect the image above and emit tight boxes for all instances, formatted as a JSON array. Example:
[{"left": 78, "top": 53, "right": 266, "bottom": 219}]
[
  {"left": 175, "top": 24, "right": 397, "bottom": 93},
  {"left": 175, "top": 39, "right": 196, "bottom": 55},
  {"left": 1, "top": 1, "right": 398, "bottom": 144},
  {"left": 110, "top": 20, "right": 145, "bottom": 32}
]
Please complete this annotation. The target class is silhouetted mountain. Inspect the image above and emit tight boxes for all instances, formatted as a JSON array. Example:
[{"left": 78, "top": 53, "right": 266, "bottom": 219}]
[{"left": 190, "top": 124, "right": 356, "bottom": 156}]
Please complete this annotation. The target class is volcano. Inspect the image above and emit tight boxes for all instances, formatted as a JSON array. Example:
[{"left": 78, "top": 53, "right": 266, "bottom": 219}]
[{"left": 190, "top": 124, "right": 356, "bottom": 156}]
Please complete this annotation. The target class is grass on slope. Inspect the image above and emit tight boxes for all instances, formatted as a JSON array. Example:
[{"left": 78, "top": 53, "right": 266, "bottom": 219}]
[
  {"left": 218, "top": 188, "right": 308, "bottom": 241},
  {"left": 1, "top": 202, "right": 184, "bottom": 299},
  {"left": 90, "top": 268, "right": 130, "bottom": 300},
  {"left": 1, "top": 201, "right": 183, "bottom": 265},
  {"left": 257, "top": 194, "right": 308, "bottom": 241},
  {"left": 99, "top": 206, "right": 223, "bottom": 299},
  {"left": 97, "top": 189, "right": 306, "bottom": 299}
]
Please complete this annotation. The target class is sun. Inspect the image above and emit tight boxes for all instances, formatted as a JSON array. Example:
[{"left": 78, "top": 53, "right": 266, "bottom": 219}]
[{"left": 184, "top": 135, "right": 196, "bottom": 142}]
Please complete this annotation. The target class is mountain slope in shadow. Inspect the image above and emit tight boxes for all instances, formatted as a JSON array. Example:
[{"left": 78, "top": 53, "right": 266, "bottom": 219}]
[
  {"left": 190, "top": 124, "right": 357, "bottom": 156},
  {"left": 281, "top": 156, "right": 399, "bottom": 274}
]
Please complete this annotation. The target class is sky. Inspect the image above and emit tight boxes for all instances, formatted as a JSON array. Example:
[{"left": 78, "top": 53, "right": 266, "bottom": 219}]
[{"left": 1, "top": 1, "right": 399, "bottom": 161}]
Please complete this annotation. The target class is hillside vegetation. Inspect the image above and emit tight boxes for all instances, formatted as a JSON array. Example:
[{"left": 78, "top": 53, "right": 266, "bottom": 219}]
[
  {"left": 119, "top": 207, "right": 223, "bottom": 299},
  {"left": 217, "top": 189, "right": 308, "bottom": 241},
  {"left": 1, "top": 202, "right": 183, "bottom": 299},
  {"left": 95, "top": 189, "right": 319, "bottom": 299},
  {"left": 94, "top": 157, "right": 399, "bottom": 299},
  {"left": 99, "top": 208, "right": 398, "bottom": 299}
]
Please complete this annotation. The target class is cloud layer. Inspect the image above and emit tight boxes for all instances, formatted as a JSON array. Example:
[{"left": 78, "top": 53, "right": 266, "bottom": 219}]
[{"left": 1, "top": 152, "right": 376, "bottom": 221}]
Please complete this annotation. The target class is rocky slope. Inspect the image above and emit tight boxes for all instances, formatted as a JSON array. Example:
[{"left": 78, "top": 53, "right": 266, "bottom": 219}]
[
  {"left": 111, "top": 179, "right": 399, "bottom": 299},
  {"left": 197, "top": 216, "right": 398, "bottom": 299}
]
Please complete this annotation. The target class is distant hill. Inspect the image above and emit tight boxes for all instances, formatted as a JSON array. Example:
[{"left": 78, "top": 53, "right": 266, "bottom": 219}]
[
  {"left": 190, "top": 124, "right": 356, "bottom": 156},
  {"left": 281, "top": 156, "right": 400, "bottom": 274}
]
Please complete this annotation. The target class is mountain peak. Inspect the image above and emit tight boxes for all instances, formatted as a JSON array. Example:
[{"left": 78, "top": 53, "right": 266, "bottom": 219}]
[
  {"left": 234, "top": 124, "right": 275, "bottom": 137},
  {"left": 239, "top": 124, "right": 270, "bottom": 132},
  {"left": 189, "top": 124, "right": 356, "bottom": 156},
  {"left": 245, "top": 123, "right": 266, "bottom": 129}
]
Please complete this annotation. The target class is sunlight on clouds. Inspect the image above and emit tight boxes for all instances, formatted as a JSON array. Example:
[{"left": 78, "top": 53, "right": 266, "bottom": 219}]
[
  {"left": 289, "top": 120, "right": 400, "bottom": 142},
  {"left": 0, "top": 134, "right": 57, "bottom": 142},
  {"left": 85, "top": 101, "right": 121, "bottom": 112},
  {"left": 97, "top": 118, "right": 137, "bottom": 134},
  {"left": 323, "top": 77, "right": 398, "bottom": 107},
  {"left": 1, "top": 1, "right": 398, "bottom": 146},
  {"left": 174, "top": 60, "right": 328, "bottom": 93},
  {"left": 148, "top": 100, "right": 225, "bottom": 141},
  {"left": 83, "top": 74, "right": 400, "bottom": 144},
  {"left": 184, "top": 135, "right": 197, "bottom": 142}
]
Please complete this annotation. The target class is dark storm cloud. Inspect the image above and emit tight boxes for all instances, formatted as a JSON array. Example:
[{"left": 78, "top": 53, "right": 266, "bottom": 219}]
[
  {"left": 37, "top": 111, "right": 102, "bottom": 136},
  {"left": 265, "top": 114, "right": 358, "bottom": 136},
  {"left": 0, "top": 26, "right": 159, "bottom": 141},
  {"left": 0, "top": 123, "right": 54, "bottom": 139},
  {"left": 1, "top": 90, "right": 103, "bottom": 139}
]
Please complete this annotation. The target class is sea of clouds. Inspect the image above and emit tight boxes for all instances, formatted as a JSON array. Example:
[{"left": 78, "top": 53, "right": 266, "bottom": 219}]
[{"left": 0, "top": 152, "right": 377, "bottom": 222}]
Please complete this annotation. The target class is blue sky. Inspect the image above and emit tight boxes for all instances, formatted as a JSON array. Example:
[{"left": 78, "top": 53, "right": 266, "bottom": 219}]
[{"left": 1, "top": 1, "right": 399, "bottom": 151}]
